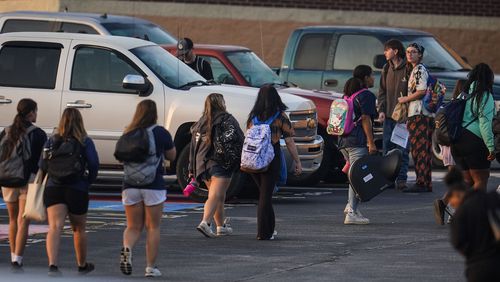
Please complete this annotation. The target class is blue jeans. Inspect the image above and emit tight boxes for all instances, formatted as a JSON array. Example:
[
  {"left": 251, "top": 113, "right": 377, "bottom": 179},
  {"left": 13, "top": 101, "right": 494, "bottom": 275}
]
[
  {"left": 340, "top": 147, "right": 367, "bottom": 212},
  {"left": 382, "top": 118, "right": 409, "bottom": 182}
]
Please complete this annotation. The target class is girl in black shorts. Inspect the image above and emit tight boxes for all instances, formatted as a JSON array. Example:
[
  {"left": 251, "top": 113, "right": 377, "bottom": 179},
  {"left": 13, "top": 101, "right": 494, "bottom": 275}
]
[
  {"left": 41, "top": 108, "right": 99, "bottom": 275},
  {"left": 451, "top": 63, "right": 496, "bottom": 191},
  {"left": 189, "top": 93, "right": 243, "bottom": 238}
]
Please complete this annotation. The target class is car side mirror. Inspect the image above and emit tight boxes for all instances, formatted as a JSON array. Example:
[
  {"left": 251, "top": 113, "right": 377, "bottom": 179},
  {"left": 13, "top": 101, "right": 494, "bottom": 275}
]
[
  {"left": 123, "top": 74, "right": 151, "bottom": 96},
  {"left": 373, "top": 54, "right": 387, "bottom": 69}
]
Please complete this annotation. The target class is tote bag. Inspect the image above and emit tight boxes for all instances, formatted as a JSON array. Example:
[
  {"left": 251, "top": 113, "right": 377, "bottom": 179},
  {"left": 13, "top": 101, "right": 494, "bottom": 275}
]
[
  {"left": 391, "top": 103, "right": 408, "bottom": 123},
  {"left": 23, "top": 170, "right": 47, "bottom": 222}
]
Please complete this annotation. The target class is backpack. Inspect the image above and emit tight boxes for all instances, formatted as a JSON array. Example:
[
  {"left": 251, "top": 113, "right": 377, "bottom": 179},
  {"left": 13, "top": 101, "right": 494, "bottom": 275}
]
[
  {"left": 212, "top": 114, "right": 244, "bottom": 170},
  {"left": 122, "top": 125, "right": 161, "bottom": 186},
  {"left": 422, "top": 73, "right": 446, "bottom": 113},
  {"left": 326, "top": 89, "right": 366, "bottom": 136},
  {"left": 0, "top": 126, "right": 36, "bottom": 187},
  {"left": 46, "top": 136, "right": 85, "bottom": 184},
  {"left": 240, "top": 112, "right": 280, "bottom": 173},
  {"left": 434, "top": 93, "right": 476, "bottom": 146},
  {"left": 114, "top": 126, "right": 152, "bottom": 163}
]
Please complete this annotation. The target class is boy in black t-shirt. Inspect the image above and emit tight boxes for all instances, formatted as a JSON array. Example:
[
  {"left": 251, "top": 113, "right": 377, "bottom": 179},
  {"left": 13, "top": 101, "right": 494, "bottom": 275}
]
[{"left": 177, "top": 37, "right": 214, "bottom": 81}]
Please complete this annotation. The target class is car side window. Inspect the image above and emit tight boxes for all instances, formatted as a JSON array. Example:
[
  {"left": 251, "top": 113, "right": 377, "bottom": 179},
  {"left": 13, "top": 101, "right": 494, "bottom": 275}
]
[
  {"left": 333, "top": 35, "right": 384, "bottom": 70},
  {"left": 71, "top": 47, "right": 141, "bottom": 94},
  {"left": 1, "top": 19, "right": 55, "bottom": 33},
  {"left": 59, "top": 22, "right": 99, "bottom": 34},
  {"left": 199, "top": 55, "right": 237, "bottom": 85},
  {"left": 294, "top": 34, "right": 332, "bottom": 70},
  {"left": 0, "top": 45, "right": 61, "bottom": 89}
]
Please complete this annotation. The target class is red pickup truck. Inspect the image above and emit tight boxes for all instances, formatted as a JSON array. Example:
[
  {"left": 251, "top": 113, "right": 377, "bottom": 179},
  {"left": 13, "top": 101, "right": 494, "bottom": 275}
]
[{"left": 164, "top": 44, "right": 350, "bottom": 184}]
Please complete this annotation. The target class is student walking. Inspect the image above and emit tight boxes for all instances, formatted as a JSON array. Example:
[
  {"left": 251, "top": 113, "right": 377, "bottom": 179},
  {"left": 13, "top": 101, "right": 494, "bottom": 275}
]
[
  {"left": 398, "top": 43, "right": 434, "bottom": 193},
  {"left": 41, "top": 108, "right": 98, "bottom": 275},
  {"left": 189, "top": 93, "right": 244, "bottom": 238},
  {"left": 245, "top": 85, "right": 302, "bottom": 240},
  {"left": 377, "top": 39, "right": 411, "bottom": 190},
  {"left": 118, "top": 100, "right": 176, "bottom": 277},
  {"left": 445, "top": 168, "right": 500, "bottom": 282},
  {"left": 0, "top": 98, "right": 47, "bottom": 269},
  {"left": 450, "top": 63, "right": 496, "bottom": 192},
  {"left": 339, "top": 76, "right": 377, "bottom": 225}
]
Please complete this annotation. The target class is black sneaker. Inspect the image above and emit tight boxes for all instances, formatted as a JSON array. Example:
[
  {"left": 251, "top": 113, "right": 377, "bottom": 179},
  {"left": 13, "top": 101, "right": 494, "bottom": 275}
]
[
  {"left": 120, "top": 247, "right": 132, "bottom": 275},
  {"left": 78, "top": 262, "right": 95, "bottom": 275},
  {"left": 48, "top": 265, "right": 61, "bottom": 276},
  {"left": 433, "top": 199, "right": 446, "bottom": 225}
]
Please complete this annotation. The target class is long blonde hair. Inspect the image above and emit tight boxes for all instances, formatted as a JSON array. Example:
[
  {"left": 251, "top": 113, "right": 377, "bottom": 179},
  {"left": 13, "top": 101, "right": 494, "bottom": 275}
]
[
  {"left": 125, "top": 99, "right": 158, "bottom": 134},
  {"left": 57, "top": 108, "right": 87, "bottom": 144},
  {"left": 203, "top": 93, "right": 226, "bottom": 145}
]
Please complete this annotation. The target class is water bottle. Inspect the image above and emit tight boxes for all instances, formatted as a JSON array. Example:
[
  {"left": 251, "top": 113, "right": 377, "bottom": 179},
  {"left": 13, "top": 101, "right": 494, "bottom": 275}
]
[{"left": 183, "top": 178, "right": 198, "bottom": 197}]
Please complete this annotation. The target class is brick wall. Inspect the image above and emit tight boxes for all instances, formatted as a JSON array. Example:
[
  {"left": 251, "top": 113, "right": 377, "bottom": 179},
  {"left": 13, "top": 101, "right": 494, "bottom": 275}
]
[{"left": 122, "top": 0, "right": 500, "bottom": 17}]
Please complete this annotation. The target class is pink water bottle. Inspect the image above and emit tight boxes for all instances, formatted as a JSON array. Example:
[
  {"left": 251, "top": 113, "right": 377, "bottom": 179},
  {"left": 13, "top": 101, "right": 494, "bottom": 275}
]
[{"left": 183, "top": 178, "right": 198, "bottom": 197}]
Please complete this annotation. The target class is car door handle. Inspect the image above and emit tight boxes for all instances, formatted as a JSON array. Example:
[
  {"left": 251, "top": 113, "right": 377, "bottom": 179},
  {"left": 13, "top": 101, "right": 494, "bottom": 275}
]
[
  {"left": 0, "top": 96, "right": 12, "bottom": 104},
  {"left": 324, "top": 79, "right": 338, "bottom": 87},
  {"left": 66, "top": 100, "right": 92, "bottom": 109}
]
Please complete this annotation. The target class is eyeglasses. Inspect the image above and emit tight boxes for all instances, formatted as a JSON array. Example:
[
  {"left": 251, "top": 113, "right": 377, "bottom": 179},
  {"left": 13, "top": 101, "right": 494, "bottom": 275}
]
[{"left": 406, "top": 50, "right": 419, "bottom": 54}]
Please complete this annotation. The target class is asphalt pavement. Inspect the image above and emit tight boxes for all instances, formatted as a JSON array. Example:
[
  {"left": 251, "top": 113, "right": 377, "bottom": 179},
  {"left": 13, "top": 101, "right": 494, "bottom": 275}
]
[{"left": 1, "top": 170, "right": 499, "bottom": 282}]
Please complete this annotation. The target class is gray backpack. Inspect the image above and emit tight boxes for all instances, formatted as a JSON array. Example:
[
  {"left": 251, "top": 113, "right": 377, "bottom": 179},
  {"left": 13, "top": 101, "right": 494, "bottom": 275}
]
[
  {"left": 123, "top": 125, "right": 161, "bottom": 186},
  {"left": 0, "top": 126, "right": 36, "bottom": 187}
]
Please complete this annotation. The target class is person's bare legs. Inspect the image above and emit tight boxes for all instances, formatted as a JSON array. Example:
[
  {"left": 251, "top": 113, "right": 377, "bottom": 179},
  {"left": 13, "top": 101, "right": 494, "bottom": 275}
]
[
  {"left": 14, "top": 198, "right": 30, "bottom": 258},
  {"left": 68, "top": 213, "right": 87, "bottom": 267},
  {"left": 462, "top": 170, "right": 473, "bottom": 188},
  {"left": 123, "top": 203, "right": 145, "bottom": 249},
  {"left": 6, "top": 202, "right": 19, "bottom": 258},
  {"left": 469, "top": 169, "right": 490, "bottom": 192},
  {"left": 202, "top": 177, "right": 230, "bottom": 226},
  {"left": 46, "top": 204, "right": 68, "bottom": 266},
  {"left": 144, "top": 203, "right": 163, "bottom": 268}
]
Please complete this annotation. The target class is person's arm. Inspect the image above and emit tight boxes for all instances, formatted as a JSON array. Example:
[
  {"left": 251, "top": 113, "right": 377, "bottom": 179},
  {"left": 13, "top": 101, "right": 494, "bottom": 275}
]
[
  {"left": 159, "top": 127, "right": 176, "bottom": 162},
  {"left": 84, "top": 138, "right": 99, "bottom": 184},
  {"left": 29, "top": 128, "right": 48, "bottom": 173},
  {"left": 377, "top": 65, "right": 387, "bottom": 121},
  {"left": 361, "top": 115, "right": 376, "bottom": 154},
  {"left": 284, "top": 137, "right": 302, "bottom": 175},
  {"left": 38, "top": 139, "right": 51, "bottom": 173},
  {"left": 204, "top": 61, "right": 214, "bottom": 81},
  {"left": 478, "top": 93, "right": 496, "bottom": 159},
  {"left": 399, "top": 66, "right": 428, "bottom": 103},
  {"left": 280, "top": 114, "right": 302, "bottom": 175}
]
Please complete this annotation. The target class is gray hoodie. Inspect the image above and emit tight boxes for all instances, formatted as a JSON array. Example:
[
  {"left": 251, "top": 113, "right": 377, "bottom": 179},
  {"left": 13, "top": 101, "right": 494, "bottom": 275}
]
[{"left": 377, "top": 59, "right": 409, "bottom": 117}]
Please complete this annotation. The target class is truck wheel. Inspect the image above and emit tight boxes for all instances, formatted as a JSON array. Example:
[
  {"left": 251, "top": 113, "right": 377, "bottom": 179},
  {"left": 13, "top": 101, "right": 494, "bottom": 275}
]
[{"left": 176, "top": 146, "right": 242, "bottom": 203}]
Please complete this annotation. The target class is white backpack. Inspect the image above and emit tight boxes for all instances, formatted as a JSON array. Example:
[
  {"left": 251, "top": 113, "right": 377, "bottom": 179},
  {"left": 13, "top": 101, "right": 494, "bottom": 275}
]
[
  {"left": 240, "top": 112, "right": 280, "bottom": 173},
  {"left": 123, "top": 125, "right": 162, "bottom": 186}
]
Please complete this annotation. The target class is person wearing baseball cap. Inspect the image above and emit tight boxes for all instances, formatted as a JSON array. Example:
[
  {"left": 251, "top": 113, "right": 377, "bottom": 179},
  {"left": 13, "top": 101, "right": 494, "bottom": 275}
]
[{"left": 177, "top": 37, "right": 214, "bottom": 81}]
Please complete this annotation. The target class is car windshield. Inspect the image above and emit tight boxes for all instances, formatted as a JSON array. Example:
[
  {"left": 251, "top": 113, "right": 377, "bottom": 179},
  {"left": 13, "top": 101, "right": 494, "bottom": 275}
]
[
  {"left": 401, "top": 36, "right": 471, "bottom": 71},
  {"left": 131, "top": 45, "right": 206, "bottom": 89},
  {"left": 102, "top": 22, "right": 177, "bottom": 44},
  {"left": 226, "top": 51, "right": 281, "bottom": 87}
]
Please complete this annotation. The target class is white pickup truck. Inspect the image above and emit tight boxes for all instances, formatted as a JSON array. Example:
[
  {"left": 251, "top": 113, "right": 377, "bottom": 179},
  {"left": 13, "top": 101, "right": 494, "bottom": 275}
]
[{"left": 0, "top": 32, "right": 323, "bottom": 201}]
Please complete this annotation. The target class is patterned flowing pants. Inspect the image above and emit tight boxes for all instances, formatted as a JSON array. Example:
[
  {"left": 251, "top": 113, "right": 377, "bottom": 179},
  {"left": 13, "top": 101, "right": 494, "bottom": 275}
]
[{"left": 407, "top": 115, "right": 434, "bottom": 190}]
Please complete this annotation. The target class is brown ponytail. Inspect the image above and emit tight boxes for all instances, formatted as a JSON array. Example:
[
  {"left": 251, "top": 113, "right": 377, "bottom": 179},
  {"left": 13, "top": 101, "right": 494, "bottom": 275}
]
[{"left": 0, "top": 98, "right": 37, "bottom": 161}]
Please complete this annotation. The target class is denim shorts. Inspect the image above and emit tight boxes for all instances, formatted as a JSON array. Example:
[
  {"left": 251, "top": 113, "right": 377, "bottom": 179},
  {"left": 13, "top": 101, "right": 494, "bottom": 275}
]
[{"left": 201, "top": 165, "right": 232, "bottom": 181}]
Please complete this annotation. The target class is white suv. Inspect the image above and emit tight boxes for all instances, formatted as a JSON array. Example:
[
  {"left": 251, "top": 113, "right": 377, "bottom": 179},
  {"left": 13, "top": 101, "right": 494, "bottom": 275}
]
[{"left": 0, "top": 32, "right": 323, "bottom": 201}]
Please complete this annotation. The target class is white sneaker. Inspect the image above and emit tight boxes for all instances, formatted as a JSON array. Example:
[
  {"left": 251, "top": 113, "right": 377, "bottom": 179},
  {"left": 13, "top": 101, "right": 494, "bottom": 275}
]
[
  {"left": 197, "top": 222, "right": 216, "bottom": 238},
  {"left": 217, "top": 224, "right": 233, "bottom": 236},
  {"left": 344, "top": 212, "right": 370, "bottom": 225},
  {"left": 145, "top": 266, "right": 162, "bottom": 277}
]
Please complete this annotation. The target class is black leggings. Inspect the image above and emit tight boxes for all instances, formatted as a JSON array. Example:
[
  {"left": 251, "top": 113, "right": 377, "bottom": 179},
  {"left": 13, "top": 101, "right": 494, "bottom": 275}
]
[{"left": 250, "top": 145, "right": 280, "bottom": 239}]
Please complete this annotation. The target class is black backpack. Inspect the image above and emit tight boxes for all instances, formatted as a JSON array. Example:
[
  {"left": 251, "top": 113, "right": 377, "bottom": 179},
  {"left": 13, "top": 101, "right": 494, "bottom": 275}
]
[
  {"left": 212, "top": 114, "right": 244, "bottom": 170},
  {"left": 434, "top": 94, "right": 476, "bottom": 146},
  {"left": 114, "top": 126, "right": 155, "bottom": 163},
  {"left": 46, "top": 136, "right": 85, "bottom": 184}
]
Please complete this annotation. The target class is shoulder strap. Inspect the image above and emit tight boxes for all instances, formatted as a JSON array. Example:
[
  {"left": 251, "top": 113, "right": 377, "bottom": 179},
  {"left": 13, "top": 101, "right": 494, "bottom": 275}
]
[
  {"left": 382, "top": 63, "right": 390, "bottom": 83},
  {"left": 197, "top": 57, "right": 204, "bottom": 73}
]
